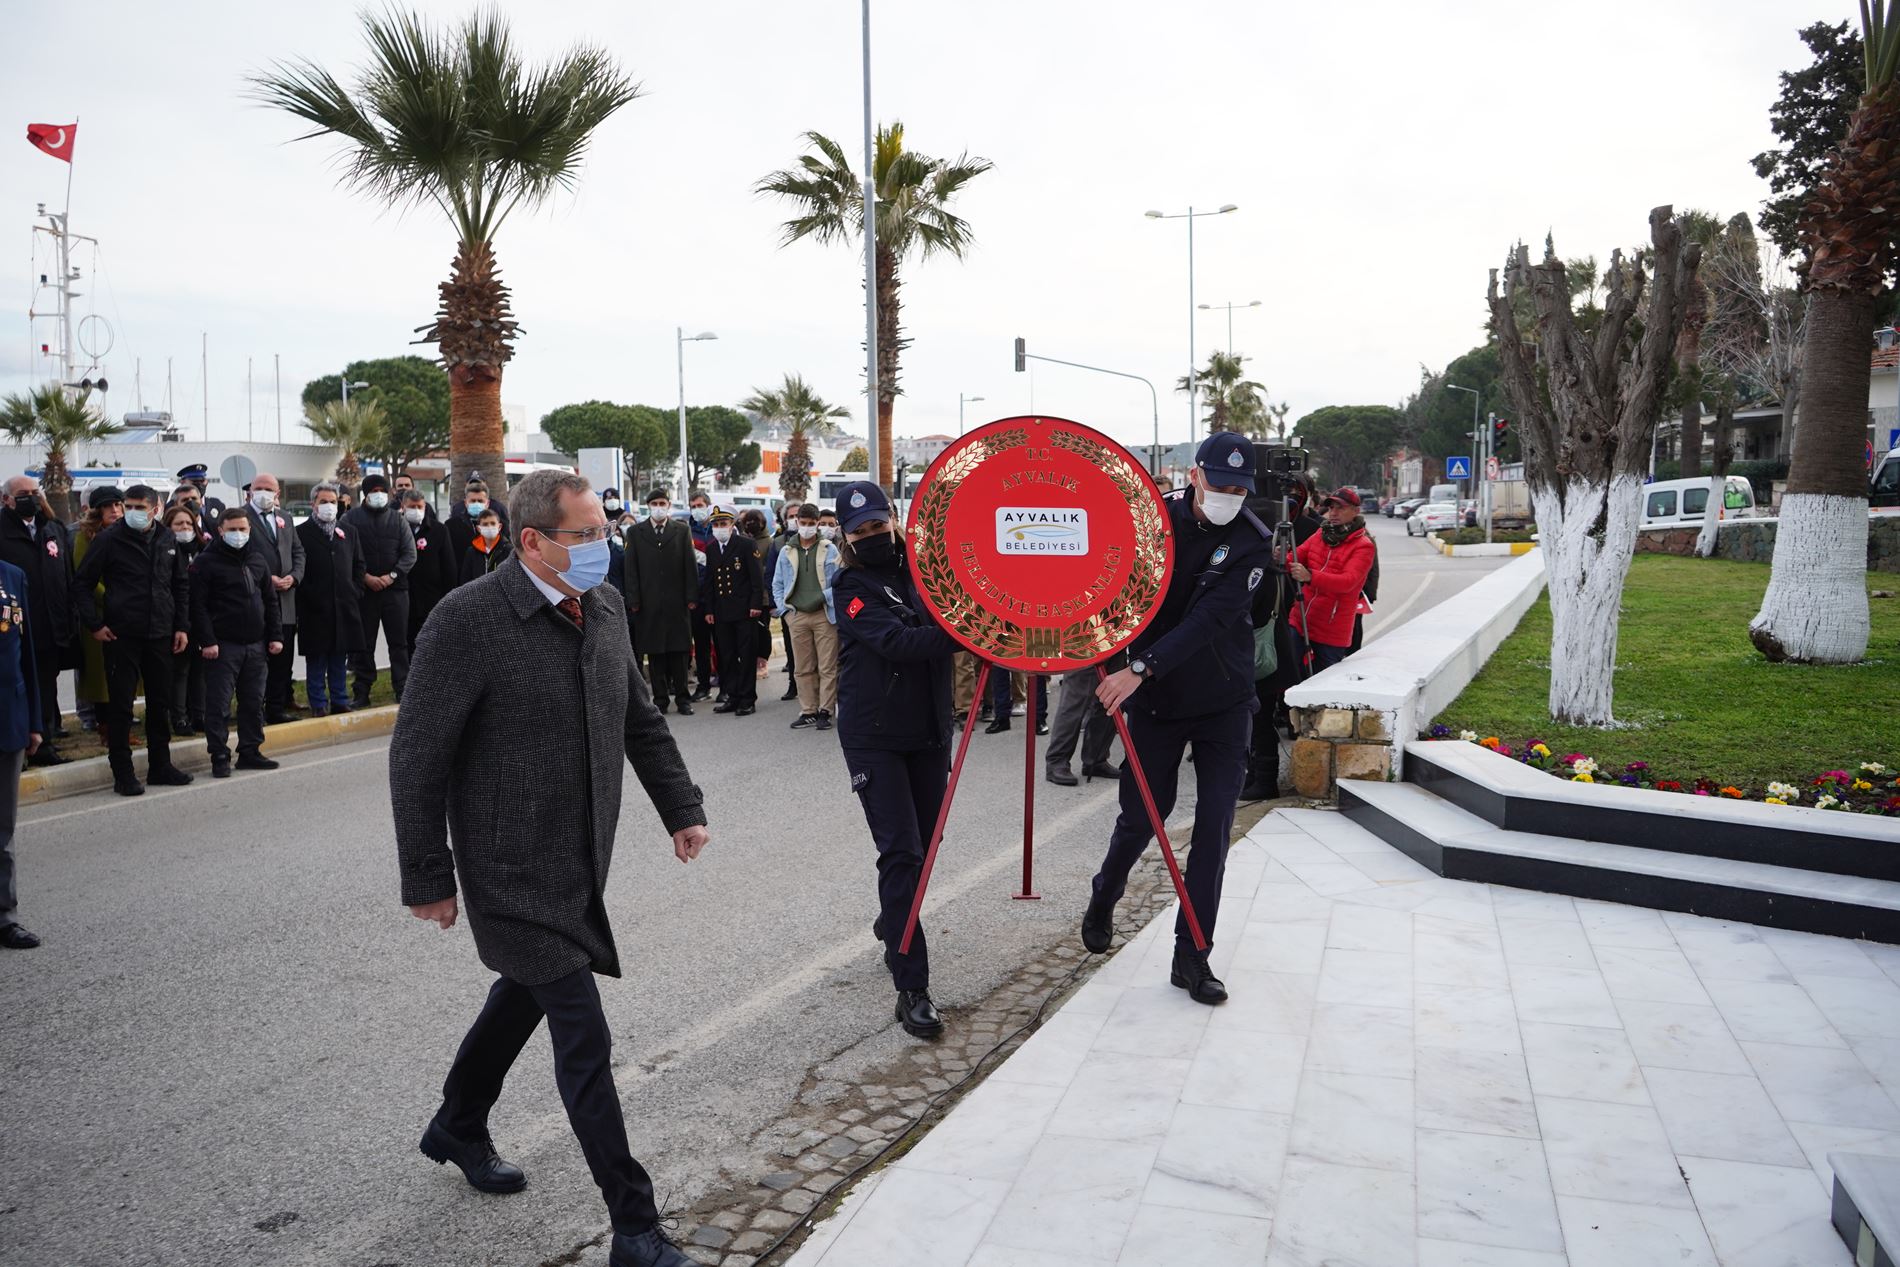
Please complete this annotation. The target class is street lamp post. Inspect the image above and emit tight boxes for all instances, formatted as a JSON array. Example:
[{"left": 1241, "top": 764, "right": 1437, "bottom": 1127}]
[
  {"left": 1012, "top": 339, "right": 1162, "bottom": 475},
  {"left": 1145, "top": 204, "right": 1237, "bottom": 440},
  {"left": 677, "top": 328, "right": 718, "bottom": 503},
  {"left": 340, "top": 373, "right": 369, "bottom": 404},
  {"left": 1198, "top": 299, "right": 1263, "bottom": 356},
  {"left": 1446, "top": 383, "right": 1480, "bottom": 500},
  {"left": 958, "top": 392, "right": 985, "bottom": 436}
]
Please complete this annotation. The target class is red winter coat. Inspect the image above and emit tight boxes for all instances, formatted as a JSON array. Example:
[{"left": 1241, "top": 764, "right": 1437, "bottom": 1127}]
[{"left": 1290, "top": 523, "right": 1375, "bottom": 648}]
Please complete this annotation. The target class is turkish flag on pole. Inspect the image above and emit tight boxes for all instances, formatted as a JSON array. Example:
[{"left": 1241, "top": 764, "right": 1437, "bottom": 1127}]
[{"left": 26, "top": 122, "right": 76, "bottom": 163}]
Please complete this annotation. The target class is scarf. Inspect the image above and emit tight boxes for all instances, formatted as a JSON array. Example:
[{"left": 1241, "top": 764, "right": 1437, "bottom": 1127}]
[{"left": 1320, "top": 516, "right": 1365, "bottom": 547}]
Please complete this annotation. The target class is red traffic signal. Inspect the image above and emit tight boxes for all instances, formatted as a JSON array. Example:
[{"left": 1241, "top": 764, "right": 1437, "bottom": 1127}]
[{"left": 1492, "top": 417, "right": 1510, "bottom": 442}]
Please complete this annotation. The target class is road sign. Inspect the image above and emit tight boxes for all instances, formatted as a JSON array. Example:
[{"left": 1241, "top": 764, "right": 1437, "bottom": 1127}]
[
  {"left": 1485, "top": 456, "right": 1501, "bottom": 480},
  {"left": 1445, "top": 456, "right": 1472, "bottom": 479},
  {"left": 218, "top": 454, "right": 257, "bottom": 491},
  {"left": 1889, "top": 428, "right": 1899, "bottom": 452}
]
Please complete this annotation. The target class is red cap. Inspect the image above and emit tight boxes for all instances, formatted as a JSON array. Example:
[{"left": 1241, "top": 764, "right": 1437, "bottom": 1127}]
[{"left": 1322, "top": 486, "right": 1362, "bottom": 508}]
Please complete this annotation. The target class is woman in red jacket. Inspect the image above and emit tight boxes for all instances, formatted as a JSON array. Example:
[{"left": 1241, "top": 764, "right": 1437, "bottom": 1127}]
[{"left": 1289, "top": 486, "right": 1376, "bottom": 673}]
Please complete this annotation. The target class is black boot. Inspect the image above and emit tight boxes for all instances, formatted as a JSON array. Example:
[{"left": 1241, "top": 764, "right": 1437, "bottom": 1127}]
[
  {"left": 1082, "top": 890, "right": 1116, "bottom": 953},
  {"left": 1171, "top": 947, "right": 1228, "bottom": 1005},
  {"left": 780, "top": 682, "right": 800, "bottom": 701},
  {"left": 609, "top": 1225, "right": 693, "bottom": 1267},
  {"left": 674, "top": 696, "right": 694, "bottom": 716},
  {"left": 895, "top": 989, "right": 944, "bottom": 1039},
  {"left": 419, "top": 1119, "right": 527, "bottom": 1194}
]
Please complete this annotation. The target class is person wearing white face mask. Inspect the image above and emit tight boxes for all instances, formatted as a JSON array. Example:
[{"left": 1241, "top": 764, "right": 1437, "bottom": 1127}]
[
  {"left": 696, "top": 506, "right": 763, "bottom": 715},
  {"left": 242, "top": 473, "right": 306, "bottom": 723},
  {"left": 398, "top": 487, "right": 457, "bottom": 659},
  {"left": 622, "top": 489, "right": 698, "bottom": 714},
  {"left": 342, "top": 473, "right": 417, "bottom": 706},
  {"left": 294, "top": 482, "right": 367, "bottom": 717},
  {"left": 188, "top": 509, "right": 285, "bottom": 778},
  {"left": 1079, "top": 432, "right": 1274, "bottom": 1008},
  {"left": 771, "top": 503, "right": 840, "bottom": 730}
]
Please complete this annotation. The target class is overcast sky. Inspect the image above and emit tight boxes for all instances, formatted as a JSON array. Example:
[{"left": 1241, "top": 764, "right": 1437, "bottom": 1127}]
[{"left": 4, "top": 0, "right": 1818, "bottom": 458}]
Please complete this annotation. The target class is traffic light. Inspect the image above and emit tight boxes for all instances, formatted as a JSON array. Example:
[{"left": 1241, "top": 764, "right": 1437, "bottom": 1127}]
[
  {"left": 1014, "top": 337, "right": 1026, "bottom": 372},
  {"left": 1493, "top": 416, "right": 1510, "bottom": 446}
]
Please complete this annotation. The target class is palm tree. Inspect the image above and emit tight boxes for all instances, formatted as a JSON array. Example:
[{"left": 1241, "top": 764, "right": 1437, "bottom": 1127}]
[
  {"left": 1175, "top": 351, "right": 1267, "bottom": 434},
  {"left": 1750, "top": 2, "right": 1899, "bottom": 664},
  {"left": 0, "top": 388, "right": 121, "bottom": 520},
  {"left": 742, "top": 372, "right": 850, "bottom": 503},
  {"left": 304, "top": 399, "right": 388, "bottom": 487},
  {"left": 251, "top": 9, "right": 640, "bottom": 490},
  {"left": 758, "top": 123, "right": 992, "bottom": 488}
]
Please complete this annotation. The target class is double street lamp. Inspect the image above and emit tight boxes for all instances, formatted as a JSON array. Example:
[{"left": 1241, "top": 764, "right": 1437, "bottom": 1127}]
[
  {"left": 958, "top": 392, "right": 985, "bottom": 436},
  {"left": 677, "top": 328, "right": 718, "bottom": 503},
  {"left": 1146, "top": 204, "right": 1238, "bottom": 439},
  {"left": 1198, "top": 299, "right": 1262, "bottom": 356}
]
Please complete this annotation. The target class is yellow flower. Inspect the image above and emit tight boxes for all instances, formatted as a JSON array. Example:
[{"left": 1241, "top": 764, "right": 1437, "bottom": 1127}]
[
  {"left": 1853, "top": 779, "right": 1874, "bottom": 791},
  {"left": 1531, "top": 743, "right": 1551, "bottom": 757},
  {"left": 1574, "top": 772, "right": 1595, "bottom": 783},
  {"left": 1765, "top": 797, "right": 1787, "bottom": 805}
]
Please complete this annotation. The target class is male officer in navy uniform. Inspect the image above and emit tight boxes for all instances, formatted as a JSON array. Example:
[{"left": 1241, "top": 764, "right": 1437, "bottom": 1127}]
[
  {"left": 177, "top": 463, "right": 225, "bottom": 535},
  {"left": 1082, "top": 432, "right": 1273, "bottom": 1004},
  {"left": 698, "top": 506, "right": 763, "bottom": 715},
  {"left": 0, "top": 557, "right": 44, "bottom": 949}
]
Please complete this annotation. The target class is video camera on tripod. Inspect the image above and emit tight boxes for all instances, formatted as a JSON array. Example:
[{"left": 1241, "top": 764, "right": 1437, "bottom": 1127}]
[{"left": 1246, "top": 442, "right": 1310, "bottom": 568}]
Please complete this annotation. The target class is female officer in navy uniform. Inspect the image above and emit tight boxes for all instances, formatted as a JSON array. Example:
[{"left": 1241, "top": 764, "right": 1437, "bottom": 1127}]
[
  {"left": 831, "top": 481, "right": 959, "bottom": 1039},
  {"left": 1082, "top": 432, "right": 1274, "bottom": 1005}
]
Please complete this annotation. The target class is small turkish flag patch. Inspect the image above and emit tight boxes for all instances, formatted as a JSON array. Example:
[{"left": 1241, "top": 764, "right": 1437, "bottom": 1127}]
[{"left": 847, "top": 597, "right": 864, "bottom": 619}]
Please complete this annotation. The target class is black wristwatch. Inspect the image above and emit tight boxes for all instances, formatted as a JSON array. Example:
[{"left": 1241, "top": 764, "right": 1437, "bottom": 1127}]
[{"left": 1131, "top": 658, "right": 1150, "bottom": 679}]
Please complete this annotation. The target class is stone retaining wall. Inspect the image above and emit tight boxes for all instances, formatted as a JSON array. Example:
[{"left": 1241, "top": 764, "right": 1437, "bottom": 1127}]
[{"left": 1636, "top": 513, "right": 1900, "bottom": 572}]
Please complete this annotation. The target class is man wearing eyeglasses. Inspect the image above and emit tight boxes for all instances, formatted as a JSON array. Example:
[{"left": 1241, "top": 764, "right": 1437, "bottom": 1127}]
[{"left": 390, "top": 469, "right": 709, "bottom": 1267}]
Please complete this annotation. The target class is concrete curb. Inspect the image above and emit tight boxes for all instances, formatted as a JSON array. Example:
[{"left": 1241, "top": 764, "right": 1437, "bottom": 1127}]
[
  {"left": 1426, "top": 533, "right": 1538, "bottom": 558},
  {"left": 19, "top": 706, "right": 399, "bottom": 805}
]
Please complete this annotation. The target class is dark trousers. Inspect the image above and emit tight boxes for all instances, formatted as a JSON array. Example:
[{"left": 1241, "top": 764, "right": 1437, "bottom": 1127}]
[
  {"left": 692, "top": 620, "right": 714, "bottom": 692},
  {"left": 438, "top": 967, "right": 660, "bottom": 1235},
  {"left": 1046, "top": 668, "right": 1116, "bottom": 773},
  {"left": 351, "top": 588, "right": 410, "bottom": 703},
  {"left": 843, "top": 744, "right": 947, "bottom": 991},
  {"left": 203, "top": 640, "right": 267, "bottom": 762},
  {"left": 0, "top": 748, "right": 21, "bottom": 928},
  {"left": 266, "top": 625, "right": 296, "bottom": 712},
  {"left": 103, "top": 637, "right": 176, "bottom": 776},
  {"left": 988, "top": 669, "right": 1047, "bottom": 717},
  {"left": 1291, "top": 630, "right": 1348, "bottom": 675},
  {"left": 711, "top": 619, "right": 756, "bottom": 706},
  {"left": 31, "top": 643, "right": 61, "bottom": 749},
  {"left": 1092, "top": 703, "right": 1251, "bottom": 953},
  {"left": 171, "top": 643, "right": 205, "bottom": 728},
  {"left": 780, "top": 614, "right": 796, "bottom": 678},
  {"left": 643, "top": 651, "right": 690, "bottom": 703}
]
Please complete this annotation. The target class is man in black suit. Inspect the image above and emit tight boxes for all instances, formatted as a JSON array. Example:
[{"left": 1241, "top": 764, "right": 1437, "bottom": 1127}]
[
  {"left": 622, "top": 488, "right": 698, "bottom": 714},
  {"left": 390, "top": 470, "right": 707, "bottom": 1267},
  {"left": 241, "top": 473, "right": 305, "bottom": 723},
  {"left": 0, "top": 476, "right": 76, "bottom": 766}
]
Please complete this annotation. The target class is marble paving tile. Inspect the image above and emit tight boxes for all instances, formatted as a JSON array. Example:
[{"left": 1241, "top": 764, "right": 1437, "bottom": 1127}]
[
  {"left": 1498, "top": 915, "right": 1598, "bottom": 969},
  {"left": 1232, "top": 918, "right": 1328, "bottom": 976},
  {"left": 1060, "top": 970, "right": 1131, "bottom": 1018},
  {"left": 1508, "top": 964, "right": 1621, "bottom": 1029},
  {"left": 899, "top": 1078, "right": 1070, "bottom": 1183},
  {"left": 1337, "top": 847, "right": 1437, "bottom": 884},
  {"left": 1700, "top": 976, "right": 1847, "bottom": 1048},
  {"left": 1678, "top": 1154, "right": 1853, "bottom": 1267},
  {"left": 968, "top": 1246, "right": 1110, "bottom": 1267},
  {"left": 1092, "top": 985, "right": 1213, "bottom": 1061},
  {"left": 1553, "top": 1194, "right": 1718, "bottom": 1267},
  {"left": 992, "top": 1011, "right": 1112, "bottom": 1088},
  {"left": 817, "top": 1169, "right": 1011, "bottom": 1267},
  {"left": 788, "top": 1171, "right": 884, "bottom": 1267},
  {"left": 1044, "top": 1050, "right": 1191, "bottom": 1145},
  {"left": 1327, "top": 902, "right": 1413, "bottom": 955},
  {"left": 1417, "top": 1240, "right": 1566, "bottom": 1267},
  {"left": 1591, "top": 944, "right": 1711, "bottom": 1006},
  {"left": 1316, "top": 948, "right": 1413, "bottom": 1010},
  {"left": 1144, "top": 1102, "right": 1292, "bottom": 1219},
  {"left": 1332, "top": 882, "right": 1437, "bottom": 912},
  {"left": 1486, "top": 887, "right": 1579, "bottom": 922},
  {"left": 979, "top": 1134, "right": 1159, "bottom": 1263},
  {"left": 1642, "top": 1067, "right": 1806, "bottom": 1167},
  {"left": 1252, "top": 883, "right": 1339, "bottom": 925},
  {"left": 1616, "top": 998, "right": 1752, "bottom": 1075},
  {"left": 1248, "top": 811, "right": 1310, "bottom": 835},
  {"left": 1265, "top": 1157, "right": 1417, "bottom": 1267},
  {"left": 1863, "top": 940, "right": 1900, "bottom": 988},
  {"left": 1672, "top": 923, "right": 1795, "bottom": 984},
  {"left": 1536, "top": 1096, "right": 1695, "bottom": 1209},
  {"left": 1181, "top": 1026, "right": 1306, "bottom": 1115},
  {"left": 1761, "top": 927, "right": 1884, "bottom": 980},
  {"left": 1416, "top": 982, "right": 1524, "bottom": 1055},
  {"left": 1299, "top": 812, "right": 1401, "bottom": 854},
  {"left": 1306, "top": 1002, "right": 1414, "bottom": 1078},
  {"left": 1416, "top": 1047, "right": 1539, "bottom": 1139},
  {"left": 1279, "top": 856, "right": 1382, "bottom": 898},
  {"left": 1742, "top": 1039, "right": 1900, "bottom": 1129},
  {"left": 1409, "top": 894, "right": 1500, "bottom": 929},
  {"left": 1573, "top": 900, "right": 1678, "bottom": 949},
  {"left": 1847, "top": 1033, "right": 1900, "bottom": 1092},
  {"left": 1787, "top": 1120, "right": 1900, "bottom": 1195},
  {"left": 1416, "top": 1127, "right": 1563, "bottom": 1252},
  {"left": 1206, "top": 969, "right": 1319, "bottom": 1037},
  {"left": 1289, "top": 1070, "right": 1414, "bottom": 1172},
  {"left": 1795, "top": 969, "right": 1900, "bottom": 1039},
  {"left": 1415, "top": 930, "right": 1511, "bottom": 992},
  {"left": 1520, "top": 1021, "right": 1649, "bottom": 1105},
  {"left": 1116, "top": 1204, "right": 1273, "bottom": 1267}
]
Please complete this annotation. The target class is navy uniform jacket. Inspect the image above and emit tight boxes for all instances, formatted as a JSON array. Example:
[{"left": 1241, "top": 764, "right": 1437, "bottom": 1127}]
[
  {"left": 1126, "top": 490, "right": 1274, "bottom": 722},
  {"left": 0, "top": 560, "right": 41, "bottom": 752},
  {"left": 698, "top": 535, "right": 763, "bottom": 622},
  {"left": 833, "top": 548, "right": 958, "bottom": 751}
]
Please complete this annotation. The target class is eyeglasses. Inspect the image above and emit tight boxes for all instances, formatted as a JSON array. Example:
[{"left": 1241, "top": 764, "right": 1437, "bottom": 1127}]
[{"left": 535, "top": 525, "right": 610, "bottom": 544}]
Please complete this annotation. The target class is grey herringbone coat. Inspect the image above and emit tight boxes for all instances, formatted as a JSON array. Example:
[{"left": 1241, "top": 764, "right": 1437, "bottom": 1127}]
[{"left": 390, "top": 557, "right": 706, "bottom": 984}]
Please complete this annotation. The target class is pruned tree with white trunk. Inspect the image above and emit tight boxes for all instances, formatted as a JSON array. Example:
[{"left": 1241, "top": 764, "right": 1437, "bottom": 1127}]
[
  {"left": 1487, "top": 207, "right": 1703, "bottom": 726},
  {"left": 1748, "top": 2, "right": 1898, "bottom": 664},
  {"left": 1696, "top": 215, "right": 1779, "bottom": 558}
]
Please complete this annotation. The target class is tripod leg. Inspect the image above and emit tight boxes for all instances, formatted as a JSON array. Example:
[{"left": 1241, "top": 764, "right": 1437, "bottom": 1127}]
[
  {"left": 899, "top": 660, "right": 993, "bottom": 954},
  {"left": 1097, "top": 665, "right": 1208, "bottom": 952}
]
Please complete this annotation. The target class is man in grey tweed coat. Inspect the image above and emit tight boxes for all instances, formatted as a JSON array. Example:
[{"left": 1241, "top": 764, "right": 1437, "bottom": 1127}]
[{"left": 391, "top": 470, "right": 706, "bottom": 1267}]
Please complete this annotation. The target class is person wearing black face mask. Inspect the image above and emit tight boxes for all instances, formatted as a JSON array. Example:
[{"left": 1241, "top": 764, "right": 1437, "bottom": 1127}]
[
  {"left": 0, "top": 477, "right": 77, "bottom": 766},
  {"left": 830, "top": 481, "right": 959, "bottom": 1040},
  {"left": 189, "top": 509, "right": 284, "bottom": 778}
]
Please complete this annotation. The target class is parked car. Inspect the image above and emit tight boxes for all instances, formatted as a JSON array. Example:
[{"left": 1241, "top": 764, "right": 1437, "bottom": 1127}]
[
  {"left": 1351, "top": 488, "right": 1381, "bottom": 514},
  {"left": 1390, "top": 497, "right": 1426, "bottom": 520},
  {"left": 1407, "top": 502, "right": 1459, "bottom": 536},
  {"left": 1460, "top": 498, "right": 1478, "bottom": 527},
  {"left": 1872, "top": 450, "right": 1899, "bottom": 510},
  {"left": 1639, "top": 475, "right": 1759, "bottom": 528}
]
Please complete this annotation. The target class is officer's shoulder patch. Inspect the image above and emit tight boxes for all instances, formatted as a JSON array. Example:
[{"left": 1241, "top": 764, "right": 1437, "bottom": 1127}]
[
  {"left": 1210, "top": 545, "right": 1229, "bottom": 566},
  {"left": 846, "top": 596, "right": 864, "bottom": 619},
  {"left": 1248, "top": 567, "right": 1264, "bottom": 591}
]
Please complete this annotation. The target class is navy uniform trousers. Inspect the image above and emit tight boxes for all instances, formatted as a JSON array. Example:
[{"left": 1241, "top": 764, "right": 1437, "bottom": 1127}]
[
  {"left": 1091, "top": 702, "right": 1251, "bottom": 952},
  {"left": 843, "top": 745, "right": 947, "bottom": 991}
]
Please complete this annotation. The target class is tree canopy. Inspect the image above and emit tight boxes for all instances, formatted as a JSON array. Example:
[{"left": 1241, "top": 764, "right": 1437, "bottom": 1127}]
[
  {"left": 301, "top": 356, "right": 450, "bottom": 475},
  {"left": 1752, "top": 21, "right": 1866, "bottom": 269},
  {"left": 1290, "top": 405, "right": 1405, "bottom": 488},
  {"left": 540, "top": 399, "right": 675, "bottom": 494},
  {"left": 684, "top": 405, "right": 760, "bottom": 489}
]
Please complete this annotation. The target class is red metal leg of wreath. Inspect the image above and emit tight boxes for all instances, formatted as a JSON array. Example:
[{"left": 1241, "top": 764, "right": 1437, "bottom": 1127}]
[
  {"left": 1097, "top": 665, "right": 1208, "bottom": 952},
  {"left": 899, "top": 660, "right": 993, "bottom": 955}
]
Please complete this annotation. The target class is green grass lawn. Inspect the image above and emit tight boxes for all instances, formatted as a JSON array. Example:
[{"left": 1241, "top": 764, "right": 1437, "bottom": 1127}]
[{"left": 1434, "top": 554, "right": 1899, "bottom": 795}]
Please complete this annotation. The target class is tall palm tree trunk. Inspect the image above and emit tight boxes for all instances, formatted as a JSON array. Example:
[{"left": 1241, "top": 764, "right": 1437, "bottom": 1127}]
[
  {"left": 430, "top": 240, "right": 516, "bottom": 492},
  {"left": 875, "top": 244, "right": 902, "bottom": 489},
  {"left": 42, "top": 447, "right": 74, "bottom": 523},
  {"left": 449, "top": 373, "right": 506, "bottom": 491},
  {"left": 1749, "top": 287, "right": 1877, "bottom": 661}
]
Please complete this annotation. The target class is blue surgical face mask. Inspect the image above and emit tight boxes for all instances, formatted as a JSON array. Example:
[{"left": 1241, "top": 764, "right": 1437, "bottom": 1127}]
[
  {"left": 125, "top": 508, "right": 152, "bottom": 532},
  {"left": 551, "top": 535, "right": 611, "bottom": 592},
  {"left": 690, "top": 506, "right": 710, "bottom": 523},
  {"left": 222, "top": 530, "right": 250, "bottom": 550}
]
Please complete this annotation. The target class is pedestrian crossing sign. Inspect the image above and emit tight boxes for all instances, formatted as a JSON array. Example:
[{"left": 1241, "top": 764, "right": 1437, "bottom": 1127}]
[{"left": 1445, "top": 456, "right": 1472, "bottom": 479}]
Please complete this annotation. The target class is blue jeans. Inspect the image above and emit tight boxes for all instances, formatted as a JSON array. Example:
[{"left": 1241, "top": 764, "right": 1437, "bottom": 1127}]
[
  {"left": 304, "top": 655, "right": 349, "bottom": 710},
  {"left": 988, "top": 670, "right": 1048, "bottom": 717},
  {"left": 1290, "top": 631, "right": 1349, "bottom": 674}
]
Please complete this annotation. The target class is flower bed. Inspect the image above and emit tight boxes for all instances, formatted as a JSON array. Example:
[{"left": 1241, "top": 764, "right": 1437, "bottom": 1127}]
[{"left": 1425, "top": 726, "right": 1900, "bottom": 816}]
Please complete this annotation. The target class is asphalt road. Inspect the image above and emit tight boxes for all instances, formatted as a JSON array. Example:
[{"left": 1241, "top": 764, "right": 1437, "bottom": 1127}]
[{"left": 1357, "top": 512, "right": 1514, "bottom": 644}]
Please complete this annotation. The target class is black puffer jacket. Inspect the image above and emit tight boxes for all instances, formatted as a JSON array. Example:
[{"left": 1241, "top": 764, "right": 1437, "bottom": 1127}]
[
  {"left": 832, "top": 544, "right": 957, "bottom": 751},
  {"left": 189, "top": 539, "right": 284, "bottom": 648},
  {"left": 73, "top": 520, "right": 189, "bottom": 640}
]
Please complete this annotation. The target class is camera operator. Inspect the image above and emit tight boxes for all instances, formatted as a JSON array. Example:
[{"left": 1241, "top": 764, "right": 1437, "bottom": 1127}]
[{"left": 1243, "top": 468, "right": 1319, "bottom": 801}]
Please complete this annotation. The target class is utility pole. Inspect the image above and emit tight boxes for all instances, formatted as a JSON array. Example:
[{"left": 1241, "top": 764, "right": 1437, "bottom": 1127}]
[
  {"left": 860, "top": 0, "right": 880, "bottom": 486},
  {"left": 247, "top": 356, "right": 254, "bottom": 441},
  {"left": 274, "top": 353, "right": 282, "bottom": 443},
  {"left": 201, "top": 332, "right": 209, "bottom": 439}
]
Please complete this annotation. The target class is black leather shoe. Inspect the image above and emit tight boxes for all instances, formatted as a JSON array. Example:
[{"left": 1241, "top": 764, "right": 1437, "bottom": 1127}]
[
  {"left": 896, "top": 989, "right": 944, "bottom": 1039},
  {"left": 27, "top": 747, "right": 71, "bottom": 767},
  {"left": 780, "top": 683, "right": 800, "bottom": 701},
  {"left": 1082, "top": 761, "right": 1120, "bottom": 783},
  {"left": 609, "top": 1225, "right": 693, "bottom": 1267},
  {"left": 211, "top": 760, "right": 231, "bottom": 779},
  {"left": 146, "top": 765, "right": 194, "bottom": 786},
  {"left": 735, "top": 704, "right": 756, "bottom": 716},
  {"left": 1036, "top": 718, "right": 1050, "bottom": 736},
  {"left": 1046, "top": 766, "right": 1078, "bottom": 787},
  {"left": 715, "top": 692, "right": 730, "bottom": 705},
  {"left": 984, "top": 716, "right": 1011, "bottom": 735},
  {"left": 1081, "top": 891, "right": 1116, "bottom": 953},
  {"left": 790, "top": 713, "right": 820, "bottom": 730},
  {"left": 264, "top": 710, "right": 293, "bottom": 726},
  {"left": 674, "top": 698, "right": 694, "bottom": 716},
  {"left": 419, "top": 1119, "right": 527, "bottom": 1194},
  {"left": 113, "top": 774, "right": 144, "bottom": 797},
  {"left": 654, "top": 698, "right": 669, "bottom": 715},
  {"left": 1239, "top": 781, "right": 1274, "bottom": 801},
  {"left": 0, "top": 924, "right": 41, "bottom": 950},
  {"left": 689, "top": 688, "right": 712, "bottom": 702},
  {"left": 816, "top": 711, "right": 833, "bottom": 731},
  {"left": 1171, "top": 947, "right": 1228, "bottom": 1005},
  {"left": 713, "top": 700, "right": 737, "bottom": 713},
  {"left": 236, "top": 754, "right": 280, "bottom": 771}
]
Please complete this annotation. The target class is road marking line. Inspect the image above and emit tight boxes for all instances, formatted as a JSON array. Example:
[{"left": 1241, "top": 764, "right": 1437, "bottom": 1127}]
[
  {"left": 1366, "top": 570, "right": 1435, "bottom": 641},
  {"left": 19, "top": 744, "right": 386, "bottom": 827}
]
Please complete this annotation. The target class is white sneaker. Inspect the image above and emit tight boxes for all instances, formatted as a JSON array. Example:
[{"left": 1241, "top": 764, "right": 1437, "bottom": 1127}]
[{"left": 1010, "top": 704, "right": 1026, "bottom": 717}]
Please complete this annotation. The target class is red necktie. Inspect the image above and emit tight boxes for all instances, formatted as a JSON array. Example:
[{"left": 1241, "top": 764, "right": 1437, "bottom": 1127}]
[{"left": 557, "top": 596, "right": 585, "bottom": 630}]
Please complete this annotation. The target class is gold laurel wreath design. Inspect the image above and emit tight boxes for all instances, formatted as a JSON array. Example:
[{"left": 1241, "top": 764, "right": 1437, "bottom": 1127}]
[{"left": 912, "top": 426, "right": 1168, "bottom": 665}]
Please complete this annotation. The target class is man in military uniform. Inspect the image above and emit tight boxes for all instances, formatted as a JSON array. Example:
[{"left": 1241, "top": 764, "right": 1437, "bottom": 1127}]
[
  {"left": 697, "top": 506, "right": 762, "bottom": 716},
  {"left": 624, "top": 488, "right": 698, "bottom": 714},
  {"left": 177, "top": 463, "right": 224, "bottom": 536},
  {"left": 1081, "top": 432, "right": 1273, "bottom": 1005}
]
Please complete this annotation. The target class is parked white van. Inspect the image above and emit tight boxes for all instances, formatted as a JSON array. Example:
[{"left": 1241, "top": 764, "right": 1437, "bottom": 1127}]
[{"left": 1640, "top": 475, "right": 1758, "bottom": 527}]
